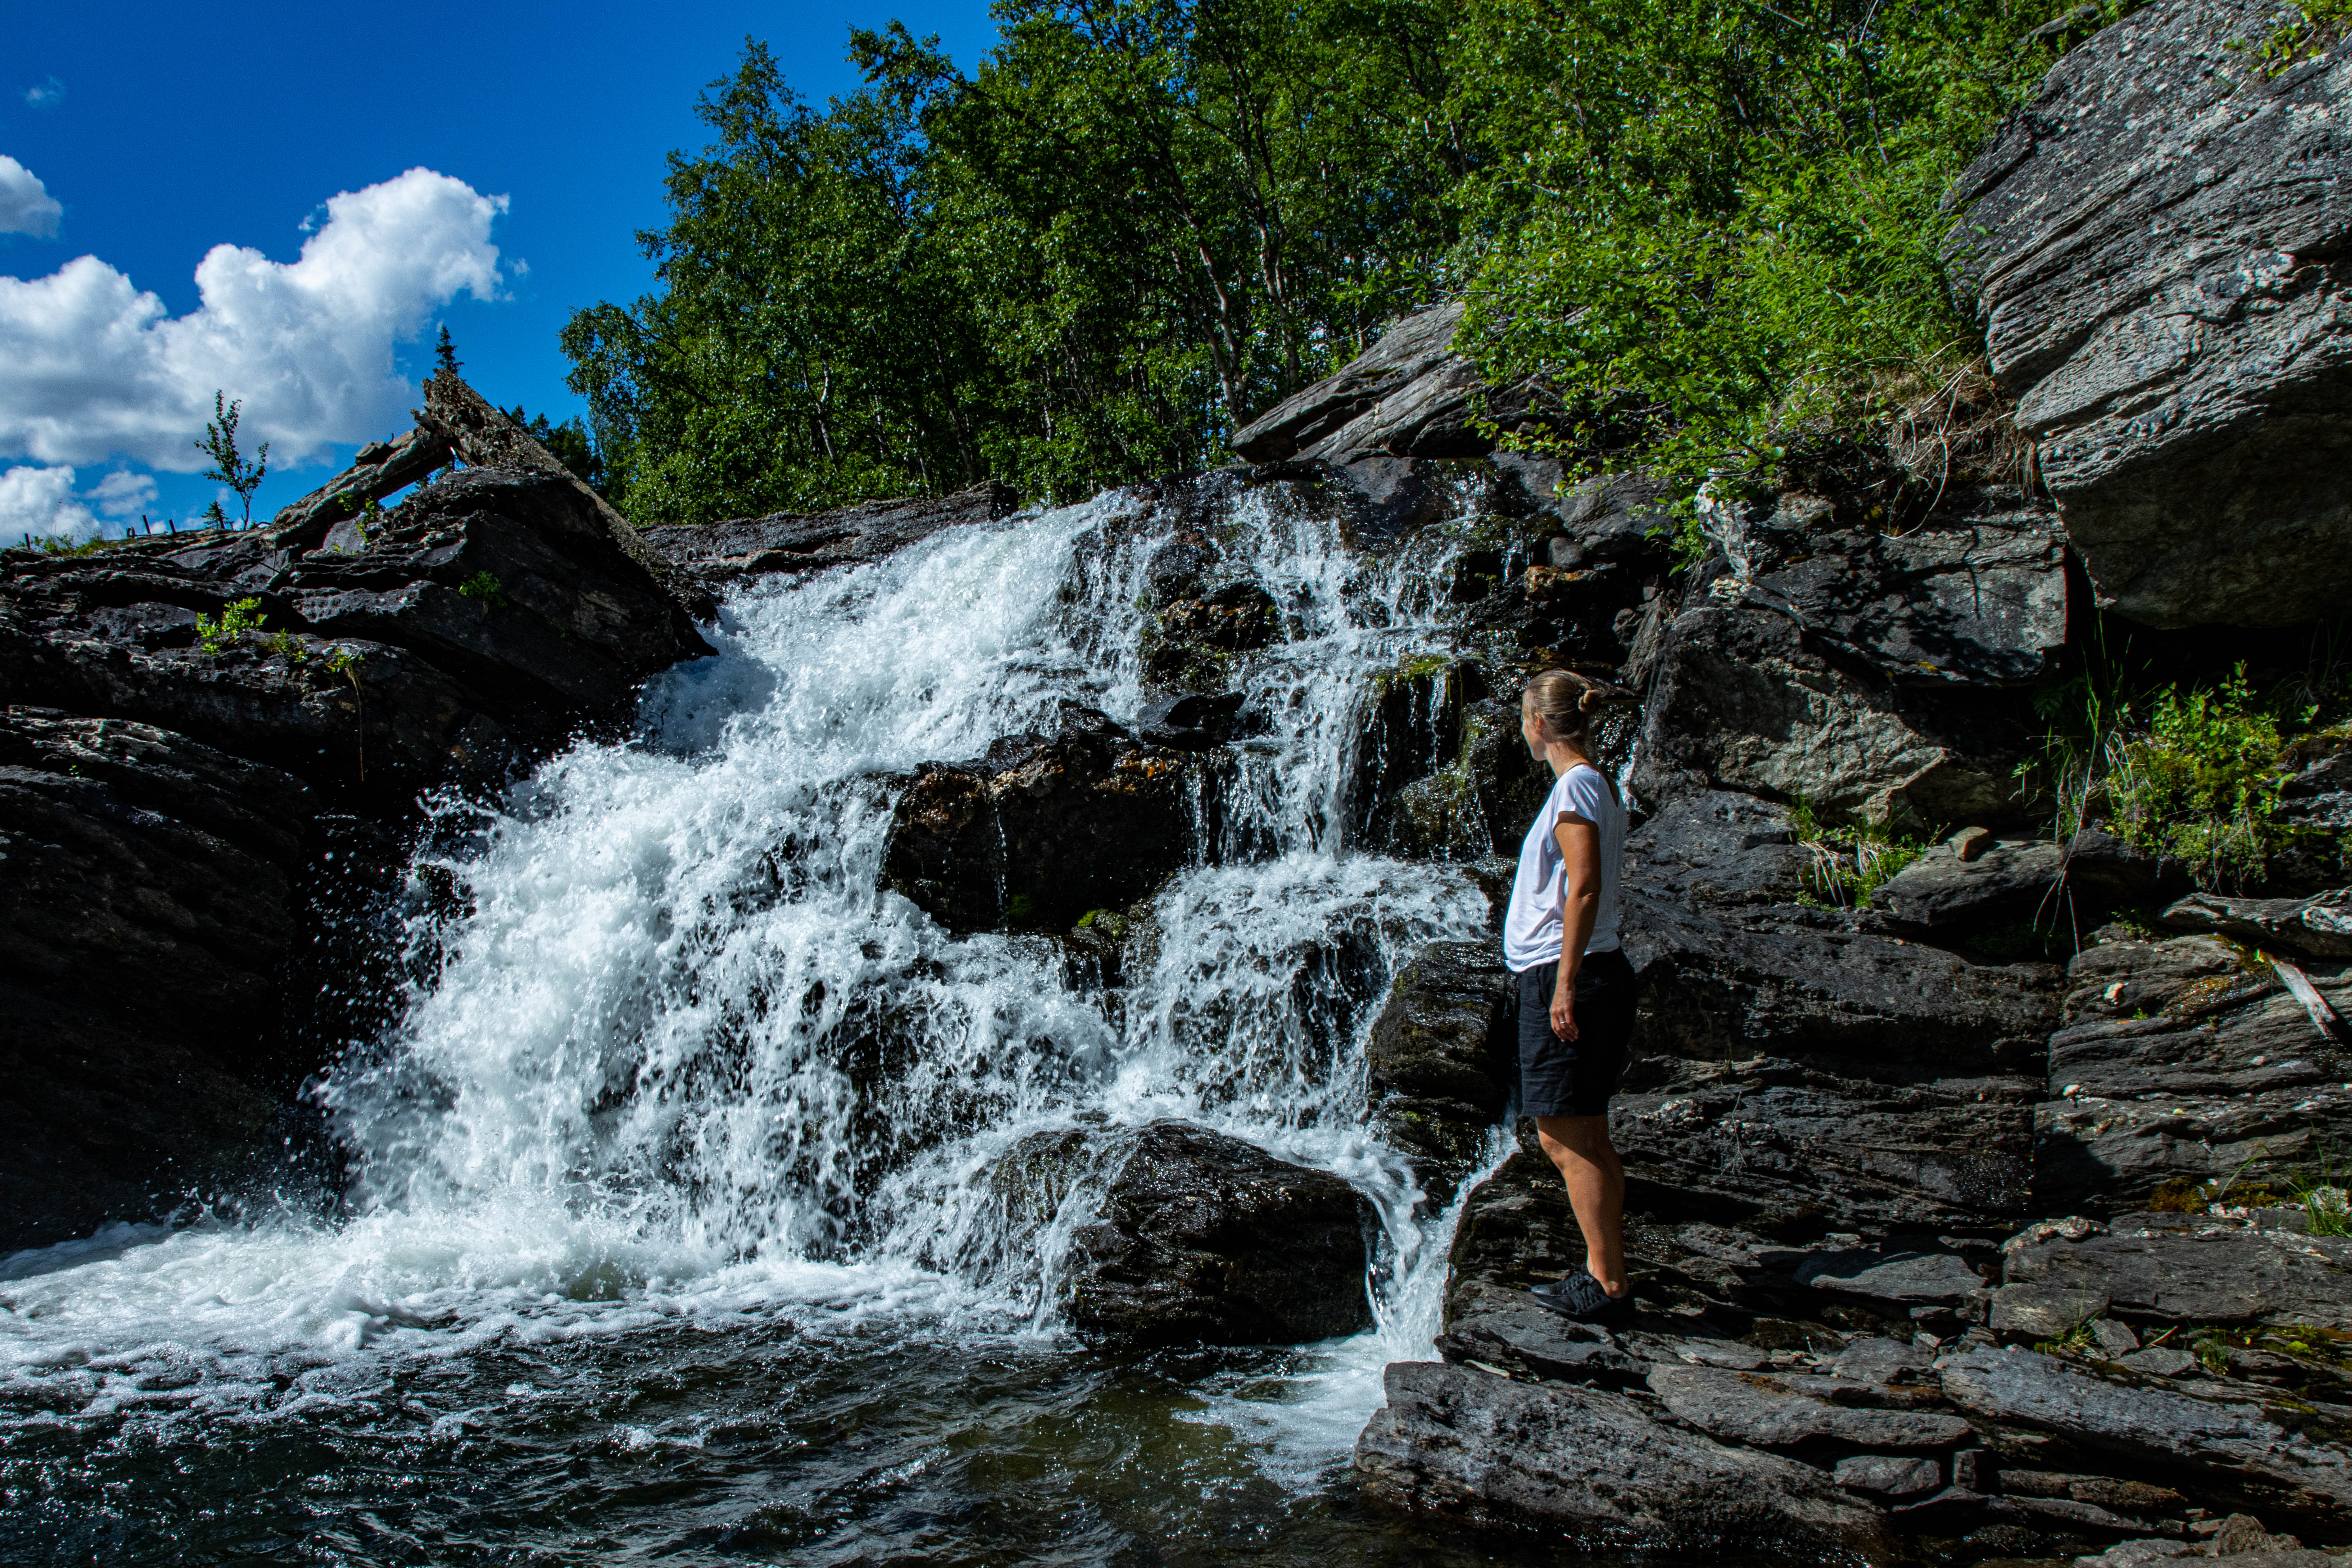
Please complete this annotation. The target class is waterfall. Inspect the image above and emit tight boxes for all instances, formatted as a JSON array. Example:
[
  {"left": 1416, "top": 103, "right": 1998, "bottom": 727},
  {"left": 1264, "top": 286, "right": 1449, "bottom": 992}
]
[{"left": 0, "top": 475, "right": 1502, "bottom": 1498}]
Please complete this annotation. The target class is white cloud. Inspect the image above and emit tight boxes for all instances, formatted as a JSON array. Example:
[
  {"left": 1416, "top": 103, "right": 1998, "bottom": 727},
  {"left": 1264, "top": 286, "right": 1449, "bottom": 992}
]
[
  {"left": 25, "top": 78, "right": 64, "bottom": 109},
  {"left": 0, "top": 156, "right": 62, "bottom": 238},
  {"left": 0, "top": 465, "right": 93, "bottom": 541},
  {"left": 88, "top": 469, "right": 155, "bottom": 517},
  {"left": 0, "top": 166, "right": 506, "bottom": 470}
]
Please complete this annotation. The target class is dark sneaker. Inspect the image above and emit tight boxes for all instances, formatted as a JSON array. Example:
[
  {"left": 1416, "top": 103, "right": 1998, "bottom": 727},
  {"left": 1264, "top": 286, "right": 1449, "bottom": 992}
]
[{"left": 1528, "top": 1272, "right": 1634, "bottom": 1325}]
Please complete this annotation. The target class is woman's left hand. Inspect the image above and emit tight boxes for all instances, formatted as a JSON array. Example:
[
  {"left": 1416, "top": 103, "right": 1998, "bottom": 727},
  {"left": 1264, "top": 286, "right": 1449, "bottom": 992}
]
[{"left": 1550, "top": 975, "right": 1579, "bottom": 1041}]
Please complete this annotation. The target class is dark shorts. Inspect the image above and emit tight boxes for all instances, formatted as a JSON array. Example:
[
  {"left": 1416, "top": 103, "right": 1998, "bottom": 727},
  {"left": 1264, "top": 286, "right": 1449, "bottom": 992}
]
[{"left": 1517, "top": 947, "right": 1636, "bottom": 1118}]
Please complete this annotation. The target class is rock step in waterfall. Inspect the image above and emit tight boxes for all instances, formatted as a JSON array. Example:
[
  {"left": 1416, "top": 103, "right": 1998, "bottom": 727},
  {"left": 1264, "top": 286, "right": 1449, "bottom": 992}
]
[{"left": 3, "top": 0, "right": 2351, "bottom": 1557}]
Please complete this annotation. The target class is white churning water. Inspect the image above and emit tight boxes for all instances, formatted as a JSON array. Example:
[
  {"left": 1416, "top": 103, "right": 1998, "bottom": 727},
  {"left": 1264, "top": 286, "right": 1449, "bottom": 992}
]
[{"left": 0, "top": 480, "right": 1503, "bottom": 1489}]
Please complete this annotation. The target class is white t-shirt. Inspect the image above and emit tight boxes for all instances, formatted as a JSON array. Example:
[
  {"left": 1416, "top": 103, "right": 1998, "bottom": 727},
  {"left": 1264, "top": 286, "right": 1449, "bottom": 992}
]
[{"left": 1503, "top": 763, "right": 1626, "bottom": 973}]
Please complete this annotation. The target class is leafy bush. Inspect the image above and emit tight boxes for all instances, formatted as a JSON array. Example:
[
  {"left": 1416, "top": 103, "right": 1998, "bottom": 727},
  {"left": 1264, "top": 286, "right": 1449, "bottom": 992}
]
[
  {"left": 1448, "top": 0, "right": 2124, "bottom": 487},
  {"left": 2113, "top": 667, "right": 2298, "bottom": 888}
]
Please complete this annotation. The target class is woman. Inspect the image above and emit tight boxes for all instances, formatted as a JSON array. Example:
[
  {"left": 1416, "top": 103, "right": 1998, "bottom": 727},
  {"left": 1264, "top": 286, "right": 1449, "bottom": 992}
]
[{"left": 1505, "top": 668, "right": 1636, "bottom": 1324}]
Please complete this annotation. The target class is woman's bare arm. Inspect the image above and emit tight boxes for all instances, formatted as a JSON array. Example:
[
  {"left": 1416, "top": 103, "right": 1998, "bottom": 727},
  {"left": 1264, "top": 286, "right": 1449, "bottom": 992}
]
[{"left": 1550, "top": 814, "right": 1603, "bottom": 1040}]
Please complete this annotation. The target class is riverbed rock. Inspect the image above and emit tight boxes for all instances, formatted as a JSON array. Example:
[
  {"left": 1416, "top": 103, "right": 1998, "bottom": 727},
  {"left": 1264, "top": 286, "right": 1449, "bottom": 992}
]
[
  {"left": 1945, "top": 0, "right": 2352, "bottom": 630},
  {"left": 1063, "top": 1122, "right": 1373, "bottom": 1345},
  {"left": 1939, "top": 1345, "right": 2352, "bottom": 1530},
  {"left": 881, "top": 705, "right": 1214, "bottom": 932},
  {"left": 1363, "top": 941, "right": 1515, "bottom": 1207},
  {"left": 1630, "top": 599, "right": 2031, "bottom": 829},
  {"left": 1354, "top": 1359, "right": 1894, "bottom": 1552},
  {"left": 1648, "top": 1362, "right": 1974, "bottom": 1449},
  {"left": 2035, "top": 935, "right": 2352, "bottom": 1210},
  {"left": 638, "top": 481, "right": 1021, "bottom": 594}
]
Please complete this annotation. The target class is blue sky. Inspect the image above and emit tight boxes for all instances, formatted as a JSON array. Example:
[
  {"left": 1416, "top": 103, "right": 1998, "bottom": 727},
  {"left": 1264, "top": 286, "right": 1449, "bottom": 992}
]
[{"left": 0, "top": 0, "right": 999, "bottom": 539}]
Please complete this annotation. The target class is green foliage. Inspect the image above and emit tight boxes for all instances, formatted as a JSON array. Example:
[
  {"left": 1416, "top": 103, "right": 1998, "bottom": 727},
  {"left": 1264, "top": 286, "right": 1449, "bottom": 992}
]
[
  {"left": 434, "top": 326, "right": 462, "bottom": 379},
  {"left": 194, "top": 597, "right": 266, "bottom": 655},
  {"left": 2021, "top": 625, "right": 2336, "bottom": 891},
  {"left": 2116, "top": 667, "right": 2298, "bottom": 888},
  {"left": 1449, "top": 0, "right": 2120, "bottom": 487},
  {"left": 458, "top": 571, "right": 510, "bottom": 608},
  {"left": 1787, "top": 795, "right": 1933, "bottom": 906},
  {"left": 195, "top": 392, "right": 270, "bottom": 528},
  {"left": 264, "top": 629, "right": 308, "bottom": 662},
  {"left": 2252, "top": 0, "right": 2352, "bottom": 69},
  {"left": 324, "top": 646, "right": 364, "bottom": 678}
]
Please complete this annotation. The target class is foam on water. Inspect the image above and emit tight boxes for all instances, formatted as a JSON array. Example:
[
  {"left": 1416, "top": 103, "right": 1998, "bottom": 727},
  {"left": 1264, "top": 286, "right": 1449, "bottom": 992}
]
[{"left": 0, "top": 478, "right": 1502, "bottom": 1493}]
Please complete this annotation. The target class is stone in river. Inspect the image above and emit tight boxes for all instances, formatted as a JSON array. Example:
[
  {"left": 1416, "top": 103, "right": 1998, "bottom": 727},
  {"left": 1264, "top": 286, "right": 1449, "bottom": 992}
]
[{"left": 1064, "top": 1122, "right": 1372, "bottom": 1346}]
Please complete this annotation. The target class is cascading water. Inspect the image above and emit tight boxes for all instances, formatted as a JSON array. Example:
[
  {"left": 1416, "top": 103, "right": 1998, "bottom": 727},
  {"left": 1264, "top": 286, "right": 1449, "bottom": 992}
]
[{"left": 0, "top": 480, "right": 1532, "bottom": 1566}]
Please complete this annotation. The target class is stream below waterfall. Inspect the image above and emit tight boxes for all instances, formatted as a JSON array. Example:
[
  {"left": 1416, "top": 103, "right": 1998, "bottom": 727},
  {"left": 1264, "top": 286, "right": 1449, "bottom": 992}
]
[{"left": 0, "top": 486, "right": 1661, "bottom": 1565}]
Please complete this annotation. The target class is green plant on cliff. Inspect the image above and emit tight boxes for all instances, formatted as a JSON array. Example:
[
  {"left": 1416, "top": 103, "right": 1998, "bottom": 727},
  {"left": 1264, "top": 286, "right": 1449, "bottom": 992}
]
[
  {"left": 1787, "top": 795, "right": 1933, "bottom": 907},
  {"left": 2112, "top": 667, "right": 2299, "bottom": 888},
  {"left": 194, "top": 596, "right": 267, "bottom": 655},
  {"left": 195, "top": 392, "right": 270, "bottom": 528},
  {"left": 459, "top": 571, "right": 510, "bottom": 608}
]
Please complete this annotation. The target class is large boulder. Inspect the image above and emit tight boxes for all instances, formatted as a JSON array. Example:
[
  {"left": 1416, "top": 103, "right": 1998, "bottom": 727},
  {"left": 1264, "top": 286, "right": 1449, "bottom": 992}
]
[
  {"left": 1946, "top": 0, "right": 2352, "bottom": 629},
  {"left": 0, "top": 467, "right": 714, "bottom": 801},
  {"left": 1631, "top": 599, "right": 2031, "bottom": 829},
  {"left": 1941, "top": 1345, "right": 2352, "bottom": 1533},
  {"left": 879, "top": 706, "right": 1215, "bottom": 933},
  {"left": 1063, "top": 1121, "right": 1373, "bottom": 1344},
  {"left": 1354, "top": 1360, "right": 1893, "bottom": 1553},
  {"left": 0, "top": 710, "right": 310, "bottom": 1247},
  {"left": 1996, "top": 1215, "right": 2352, "bottom": 1333},
  {"left": 1230, "top": 304, "right": 1509, "bottom": 464},
  {"left": 1706, "top": 482, "right": 2069, "bottom": 686}
]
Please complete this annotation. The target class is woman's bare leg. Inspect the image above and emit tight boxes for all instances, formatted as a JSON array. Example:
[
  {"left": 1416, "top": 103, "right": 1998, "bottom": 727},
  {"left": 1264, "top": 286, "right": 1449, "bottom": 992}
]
[{"left": 1535, "top": 1114, "right": 1628, "bottom": 1298}]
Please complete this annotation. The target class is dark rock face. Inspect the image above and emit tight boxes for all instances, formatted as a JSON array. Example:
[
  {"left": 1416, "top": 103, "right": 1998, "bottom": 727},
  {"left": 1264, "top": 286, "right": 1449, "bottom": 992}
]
[
  {"left": 1065, "top": 1122, "right": 1373, "bottom": 1344},
  {"left": 1941, "top": 1345, "right": 2352, "bottom": 1530},
  {"left": 638, "top": 481, "right": 1021, "bottom": 594},
  {"left": 1362, "top": 941, "right": 1515, "bottom": 1207},
  {"left": 879, "top": 706, "right": 1214, "bottom": 933},
  {"left": 0, "top": 710, "right": 310, "bottom": 1244},
  {"left": 1946, "top": 0, "right": 2352, "bottom": 629},
  {"left": 1996, "top": 1217, "right": 2352, "bottom": 1332},
  {"left": 1230, "top": 304, "right": 1512, "bottom": 464},
  {"left": 0, "top": 459, "right": 711, "bottom": 1249},
  {"left": 1870, "top": 831, "right": 2168, "bottom": 935},
  {"left": 1708, "top": 483, "right": 2069, "bottom": 685},
  {"left": 2035, "top": 934, "right": 2352, "bottom": 1211},
  {"left": 1354, "top": 1359, "right": 1894, "bottom": 1552},
  {"left": 1631, "top": 600, "right": 2031, "bottom": 829}
]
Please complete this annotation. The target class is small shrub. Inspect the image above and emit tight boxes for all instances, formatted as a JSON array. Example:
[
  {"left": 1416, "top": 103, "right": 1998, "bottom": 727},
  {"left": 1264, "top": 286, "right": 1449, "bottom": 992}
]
[
  {"left": 1788, "top": 795, "right": 1935, "bottom": 906},
  {"left": 264, "top": 629, "right": 308, "bottom": 662},
  {"left": 2114, "top": 666, "right": 2298, "bottom": 888},
  {"left": 458, "top": 571, "right": 509, "bottom": 607},
  {"left": 194, "top": 597, "right": 266, "bottom": 654}
]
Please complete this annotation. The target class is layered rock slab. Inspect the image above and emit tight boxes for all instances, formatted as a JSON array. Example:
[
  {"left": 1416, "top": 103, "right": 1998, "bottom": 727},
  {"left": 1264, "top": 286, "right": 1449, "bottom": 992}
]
[
  {"left": 1362, "top": 940, "right": 1515, "bottom": 1207},
  {"left": 2035, "top": 934, "right": 2352, "bottom": 1210},
  {"left": 1941, "top": 1346, "right": 2352, "bottom": 1532},
  {"left": 1947, "top": 0, "right": 2352, "bottom": 628},
  {"left": 1354, "top": 1359, "right": 1892, "bottom": 1553}
]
